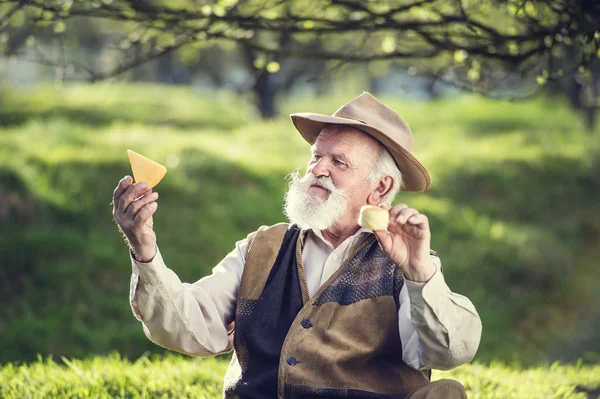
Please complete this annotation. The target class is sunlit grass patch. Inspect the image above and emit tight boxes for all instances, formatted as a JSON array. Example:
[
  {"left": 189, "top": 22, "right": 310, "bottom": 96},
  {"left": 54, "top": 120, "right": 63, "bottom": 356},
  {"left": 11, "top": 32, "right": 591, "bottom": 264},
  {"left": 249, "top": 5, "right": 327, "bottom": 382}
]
[{"left": 0, "top": 355, "right": 598, "bottom": 399}]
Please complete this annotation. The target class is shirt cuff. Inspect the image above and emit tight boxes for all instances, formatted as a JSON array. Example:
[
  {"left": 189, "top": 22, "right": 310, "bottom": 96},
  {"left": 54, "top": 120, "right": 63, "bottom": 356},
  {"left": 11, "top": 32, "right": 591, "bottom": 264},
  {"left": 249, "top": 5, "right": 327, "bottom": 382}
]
[
  {"left": 130, "top": 245, "right": 166, "bottom": 285},
  {"left": 129, "top": 245, "right": 163, "bottom": 321},
  {"left": 404, "top": 256, "right": 449, "bottom": 321}
]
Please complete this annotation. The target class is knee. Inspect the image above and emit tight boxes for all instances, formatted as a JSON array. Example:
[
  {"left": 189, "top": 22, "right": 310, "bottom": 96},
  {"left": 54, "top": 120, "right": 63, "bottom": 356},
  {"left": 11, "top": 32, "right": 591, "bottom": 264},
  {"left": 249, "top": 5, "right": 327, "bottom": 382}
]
[
  {"left": 408, "top": 379, "right": 467, "bottom": 399},
  {"left": 437, "top": 379, "right": 467, "bottom": 399}
]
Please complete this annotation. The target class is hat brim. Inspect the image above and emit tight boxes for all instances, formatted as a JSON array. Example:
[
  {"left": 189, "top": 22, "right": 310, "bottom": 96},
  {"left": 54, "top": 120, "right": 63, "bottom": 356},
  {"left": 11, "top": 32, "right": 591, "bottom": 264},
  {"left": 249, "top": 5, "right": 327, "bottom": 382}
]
[{"left": 290, "top": 113, "right": 431, "bottom": 192}]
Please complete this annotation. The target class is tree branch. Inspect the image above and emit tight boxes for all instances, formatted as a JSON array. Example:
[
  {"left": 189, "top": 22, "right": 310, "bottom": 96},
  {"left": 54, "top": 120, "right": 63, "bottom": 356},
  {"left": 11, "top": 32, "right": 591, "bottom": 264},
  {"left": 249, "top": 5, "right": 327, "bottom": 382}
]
[{"left": 0, "top": 1, "right": 27, "bottom": 32}]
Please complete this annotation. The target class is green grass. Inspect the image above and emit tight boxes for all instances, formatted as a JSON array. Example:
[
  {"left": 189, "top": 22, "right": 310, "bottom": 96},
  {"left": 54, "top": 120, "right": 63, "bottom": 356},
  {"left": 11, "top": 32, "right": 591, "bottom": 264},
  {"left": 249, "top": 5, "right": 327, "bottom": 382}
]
[
  {"left": 1, "top": 83, "right": 599, "bottom": 366},
  {"left": 0, "top": 354, "right": 598, "bottom": 399}
]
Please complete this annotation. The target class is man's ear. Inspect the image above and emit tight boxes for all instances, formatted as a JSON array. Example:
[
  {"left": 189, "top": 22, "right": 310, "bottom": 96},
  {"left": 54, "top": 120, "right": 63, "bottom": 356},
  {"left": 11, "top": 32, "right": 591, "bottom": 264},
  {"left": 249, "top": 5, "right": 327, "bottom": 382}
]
[{"left": 367, "top": 176, "right": 394, "bottom": 205}]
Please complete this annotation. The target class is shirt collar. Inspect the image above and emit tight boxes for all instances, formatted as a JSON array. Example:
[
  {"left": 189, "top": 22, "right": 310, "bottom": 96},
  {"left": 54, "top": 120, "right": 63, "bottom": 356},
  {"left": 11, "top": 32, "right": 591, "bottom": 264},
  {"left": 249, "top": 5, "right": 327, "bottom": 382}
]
[{"left": 299, "top": 226, "right": 372, "bottom": 248}]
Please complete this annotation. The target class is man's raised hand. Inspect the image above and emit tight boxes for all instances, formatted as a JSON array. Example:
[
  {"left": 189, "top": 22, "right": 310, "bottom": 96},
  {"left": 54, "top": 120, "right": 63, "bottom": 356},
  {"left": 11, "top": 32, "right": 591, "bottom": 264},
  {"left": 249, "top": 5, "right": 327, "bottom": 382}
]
[
  {"left": 112, "top": 176, "right": 159, "bottom": 262},
  {"left": 372, "top": 203, "right": 436, "bottom": 283}
]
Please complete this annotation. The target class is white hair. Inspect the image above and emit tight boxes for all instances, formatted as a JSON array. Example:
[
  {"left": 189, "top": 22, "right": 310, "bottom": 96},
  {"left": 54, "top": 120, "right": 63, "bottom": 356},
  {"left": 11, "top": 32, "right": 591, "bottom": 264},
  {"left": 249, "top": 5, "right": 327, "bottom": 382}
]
[{"left": 366, "top": 145, "right": 403, "bottom": 205}]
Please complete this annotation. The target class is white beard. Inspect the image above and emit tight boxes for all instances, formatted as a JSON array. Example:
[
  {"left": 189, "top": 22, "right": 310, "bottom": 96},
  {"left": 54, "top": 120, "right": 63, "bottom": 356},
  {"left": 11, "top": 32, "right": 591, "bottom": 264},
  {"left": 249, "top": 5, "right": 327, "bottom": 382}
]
[{"left": 283, "top": 171, "right": 348, "bottom": 231}]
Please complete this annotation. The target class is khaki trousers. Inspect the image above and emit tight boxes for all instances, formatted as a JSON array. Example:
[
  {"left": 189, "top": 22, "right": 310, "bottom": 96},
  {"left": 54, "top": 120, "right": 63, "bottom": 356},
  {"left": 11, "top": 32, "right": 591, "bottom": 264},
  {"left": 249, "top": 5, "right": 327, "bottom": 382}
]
[{"left": 406, "top": 379, "right": 468, "bottom": 399}]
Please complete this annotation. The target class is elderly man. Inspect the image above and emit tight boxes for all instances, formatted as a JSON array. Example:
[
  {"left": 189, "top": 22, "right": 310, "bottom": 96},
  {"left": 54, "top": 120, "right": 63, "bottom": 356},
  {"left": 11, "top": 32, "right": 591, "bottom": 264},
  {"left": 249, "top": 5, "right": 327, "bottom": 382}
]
[{"left": 113, "top": 93, "right": 482, "bottom": 399}]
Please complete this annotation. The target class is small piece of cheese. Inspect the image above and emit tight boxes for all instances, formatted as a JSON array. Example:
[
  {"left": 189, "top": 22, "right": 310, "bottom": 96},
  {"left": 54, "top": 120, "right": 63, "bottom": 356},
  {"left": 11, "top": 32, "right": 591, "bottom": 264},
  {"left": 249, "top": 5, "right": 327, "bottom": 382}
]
[
  {"left": 127, "top": 149, "right": 167, "bottom": 188},
  {"left": 358, "top": 205, "right": 389, "bottom": 231}
]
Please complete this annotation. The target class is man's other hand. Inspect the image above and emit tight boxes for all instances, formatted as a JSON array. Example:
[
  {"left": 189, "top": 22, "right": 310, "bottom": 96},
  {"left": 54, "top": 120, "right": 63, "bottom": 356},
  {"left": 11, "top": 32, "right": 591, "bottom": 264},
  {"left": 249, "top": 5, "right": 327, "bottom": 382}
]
[{"left": 372, "top": 203, "right": 436, "bottom": 283}]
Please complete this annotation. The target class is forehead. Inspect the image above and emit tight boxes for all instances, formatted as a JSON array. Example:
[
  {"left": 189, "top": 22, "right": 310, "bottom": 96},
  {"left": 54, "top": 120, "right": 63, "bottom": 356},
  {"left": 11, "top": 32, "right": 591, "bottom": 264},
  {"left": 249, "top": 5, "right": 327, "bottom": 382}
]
[{"left": 313, "top": 125, "right": 380, "bottom": 157}]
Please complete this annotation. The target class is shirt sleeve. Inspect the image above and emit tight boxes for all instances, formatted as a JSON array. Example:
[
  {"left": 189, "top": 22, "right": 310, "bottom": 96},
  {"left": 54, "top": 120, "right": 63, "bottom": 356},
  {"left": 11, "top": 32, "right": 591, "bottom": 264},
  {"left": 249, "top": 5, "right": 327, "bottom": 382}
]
[
  {"left": 129, "top": 237, "right": 249, "bottom": 357},
  {"left": 398, "top": 253, "right": 482, "bottom": 370}
]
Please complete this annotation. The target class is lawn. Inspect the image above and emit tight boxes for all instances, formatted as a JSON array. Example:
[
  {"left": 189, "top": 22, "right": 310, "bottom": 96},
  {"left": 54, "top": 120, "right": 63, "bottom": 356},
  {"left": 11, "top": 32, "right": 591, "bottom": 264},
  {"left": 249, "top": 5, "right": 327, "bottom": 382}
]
[
  {"left": 1, "top": 83, "right": 599, "bottom": 368},
  {"left": 0, "top": 354, "right": 598, "bottom": 398}
]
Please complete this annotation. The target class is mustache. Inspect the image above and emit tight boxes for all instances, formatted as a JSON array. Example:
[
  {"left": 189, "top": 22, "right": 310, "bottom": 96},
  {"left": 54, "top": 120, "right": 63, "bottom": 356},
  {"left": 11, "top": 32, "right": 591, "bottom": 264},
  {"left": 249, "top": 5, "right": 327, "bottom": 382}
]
[
  {"left": 286, "top": 171, "right": 348, "bottom": 197},
  {"left": 308, "top": 176, "right": 335, "bottom": 192}
]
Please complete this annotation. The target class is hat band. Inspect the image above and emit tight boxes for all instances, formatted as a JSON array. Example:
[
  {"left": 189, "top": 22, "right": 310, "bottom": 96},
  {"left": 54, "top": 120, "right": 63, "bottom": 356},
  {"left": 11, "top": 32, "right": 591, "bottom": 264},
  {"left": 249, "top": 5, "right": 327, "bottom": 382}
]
[{"left": 333, "top": 113, "right": 368, "bottom": 125}]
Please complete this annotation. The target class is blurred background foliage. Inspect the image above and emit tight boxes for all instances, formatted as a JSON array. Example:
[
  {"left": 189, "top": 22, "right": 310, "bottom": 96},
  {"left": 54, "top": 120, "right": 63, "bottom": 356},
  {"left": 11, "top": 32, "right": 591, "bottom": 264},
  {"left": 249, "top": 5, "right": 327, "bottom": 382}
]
[
  {"left": 0, "top": 0, "right": 599, "bottom": 371},
  {"left": 2, "top": 0, "right": 600, "bottom": 124}
]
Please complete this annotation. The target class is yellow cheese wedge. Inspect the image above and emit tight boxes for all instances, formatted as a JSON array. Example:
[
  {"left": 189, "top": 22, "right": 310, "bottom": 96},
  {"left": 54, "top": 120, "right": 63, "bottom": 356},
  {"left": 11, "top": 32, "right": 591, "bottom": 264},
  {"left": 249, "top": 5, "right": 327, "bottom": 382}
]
[
  {"left": 127, "top": 149, "right": 167, "bottom": 188},
  {"left": 358, "top": 205, "right": 389, "bottom": 231}
]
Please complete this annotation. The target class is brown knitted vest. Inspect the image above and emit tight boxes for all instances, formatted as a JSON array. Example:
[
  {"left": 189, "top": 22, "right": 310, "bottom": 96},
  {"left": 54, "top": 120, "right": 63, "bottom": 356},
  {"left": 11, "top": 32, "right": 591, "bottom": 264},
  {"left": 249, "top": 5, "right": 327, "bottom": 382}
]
[{"left": 223, "top": 223, "right": 430, "bottom": 398}]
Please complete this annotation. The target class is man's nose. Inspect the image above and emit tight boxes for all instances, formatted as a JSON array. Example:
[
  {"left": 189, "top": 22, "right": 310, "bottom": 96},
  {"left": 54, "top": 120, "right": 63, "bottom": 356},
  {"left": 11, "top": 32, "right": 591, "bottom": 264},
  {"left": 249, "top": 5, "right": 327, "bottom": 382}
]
[{"left": 310, "top": 158, "right": 330, "bottom": 177}]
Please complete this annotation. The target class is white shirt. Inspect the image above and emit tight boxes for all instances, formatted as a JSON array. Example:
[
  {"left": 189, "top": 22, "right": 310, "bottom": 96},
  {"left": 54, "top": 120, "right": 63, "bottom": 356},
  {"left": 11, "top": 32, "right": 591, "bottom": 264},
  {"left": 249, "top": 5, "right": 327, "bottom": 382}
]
[{"left": 129, "top": 226, "right": 482, "bottom": 370}]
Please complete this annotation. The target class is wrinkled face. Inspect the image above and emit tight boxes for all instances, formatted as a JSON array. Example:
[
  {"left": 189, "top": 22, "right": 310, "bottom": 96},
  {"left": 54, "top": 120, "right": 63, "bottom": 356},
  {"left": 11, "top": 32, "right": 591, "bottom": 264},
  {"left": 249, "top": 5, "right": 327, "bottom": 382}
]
[
  {"left": 307, "top": 125, "right": 380, "bottom": 200},
  {"left": 283, "top": 125, "right": 381, "bottom": 230}
]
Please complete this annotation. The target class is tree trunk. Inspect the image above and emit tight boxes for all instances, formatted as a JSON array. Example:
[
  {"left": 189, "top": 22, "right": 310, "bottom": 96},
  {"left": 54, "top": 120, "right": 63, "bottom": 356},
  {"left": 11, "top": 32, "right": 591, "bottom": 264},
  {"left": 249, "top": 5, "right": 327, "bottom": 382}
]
[
  {"left": 254, "top": 70, "right": 277, "bottom": 119},
  {"left": 154, "top": 52, "right": 191, "bottom": 84},
  {"left": 241, "top": 44, "right": 279, "bottom": 119},
  {"left": 559, "top": 74, "right": 597, "bottom": 133},
  {"left": 584, "top": 106, "right": 596, "bottom": 132},
  {"left": 582, "top": 73, "right": 597, "bottom": 133},
  {"left": 129, "top": 46, "right": 145, "bottom": 81},
  {"left": 155, "top": 52, "right": 173, "bottom": 83}
]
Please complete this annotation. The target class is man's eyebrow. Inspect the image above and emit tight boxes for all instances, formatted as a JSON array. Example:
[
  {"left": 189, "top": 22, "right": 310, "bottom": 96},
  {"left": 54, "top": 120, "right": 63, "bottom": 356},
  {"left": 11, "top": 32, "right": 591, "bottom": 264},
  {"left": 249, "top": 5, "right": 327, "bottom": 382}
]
[
  {"left": 332, "top": 153, "right": 352, "bottom": 164},
  {"left": 310, "top": 147, "right": 355, "bottom": 166}
]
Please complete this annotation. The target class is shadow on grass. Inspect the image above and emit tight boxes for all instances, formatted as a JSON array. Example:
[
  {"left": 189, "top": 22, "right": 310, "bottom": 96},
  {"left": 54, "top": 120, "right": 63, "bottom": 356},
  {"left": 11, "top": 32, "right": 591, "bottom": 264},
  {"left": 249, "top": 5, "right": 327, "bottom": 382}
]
[
  {"left": 0, "top": 149, "right": 289, "bottom": 363},
  {"left": 433, "top": 153, "right": 600, "bottom": 232},
  {"left": 461, "top": 117, "right": 539, "bottom": 136},
  {"left": 0, "top": 105, "right": 244, "bottom": 131},
  {"left": 423, "top": 152, "right": 600, "bottom": 363},
  {"left": 0, "top": 165, "right": 96, "bottom": 302}
]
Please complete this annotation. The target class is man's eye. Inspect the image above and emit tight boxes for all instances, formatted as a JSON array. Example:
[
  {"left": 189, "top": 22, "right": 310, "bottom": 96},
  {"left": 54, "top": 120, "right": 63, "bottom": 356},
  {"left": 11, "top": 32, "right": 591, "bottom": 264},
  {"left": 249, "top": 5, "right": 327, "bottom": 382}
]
[
  {"left": 333, "top": 159, "right": 346, "bottom": 166},
  {"left": 312, "top": 155, "right": 322, "bottom": 161}
]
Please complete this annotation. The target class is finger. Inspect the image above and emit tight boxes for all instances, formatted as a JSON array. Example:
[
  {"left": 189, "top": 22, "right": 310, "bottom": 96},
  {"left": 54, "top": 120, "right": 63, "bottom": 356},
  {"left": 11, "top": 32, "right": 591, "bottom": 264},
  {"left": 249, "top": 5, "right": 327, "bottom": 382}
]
[
  {"left": 407, "top": 213, "right": 428, "bottom": 226},
  {"left": 378, "top": 204, "right": 392, "bottom": 211},
  {"left": 134, "top": 201, "right": 158, "bottom": 226},
  {"left": 118, "top": 182, "right": 150, "bottom": 215},
  {"left": 113, "top": 176, "right": 133, "bottom": 209},
  {"left": 126, "top": 191, "right": 159, "bottom": 219},
  {"left": 389, "top": 203, "right": 409, "bottom": 220},
  {"left": 394, "top": 208, "right": 419, "bottom": 225}
]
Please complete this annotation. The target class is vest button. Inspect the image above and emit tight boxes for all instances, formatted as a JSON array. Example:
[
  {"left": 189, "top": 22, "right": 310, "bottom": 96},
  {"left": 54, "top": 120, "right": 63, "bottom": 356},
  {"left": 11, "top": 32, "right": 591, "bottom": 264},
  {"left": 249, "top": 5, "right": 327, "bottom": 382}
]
[
  {"left": 301, "top": 319, "right": 312, "bottom": 329},
  {"left": 287, "top": 356, "right": 298, "bottom": 366}
]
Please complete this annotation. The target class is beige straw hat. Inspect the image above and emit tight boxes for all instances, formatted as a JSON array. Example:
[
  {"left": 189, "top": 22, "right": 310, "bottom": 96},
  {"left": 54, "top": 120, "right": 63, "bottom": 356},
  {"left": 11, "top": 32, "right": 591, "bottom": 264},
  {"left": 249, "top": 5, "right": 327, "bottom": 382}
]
[{"left": 290, "top": 92, "right": 431, "bottom": 192}]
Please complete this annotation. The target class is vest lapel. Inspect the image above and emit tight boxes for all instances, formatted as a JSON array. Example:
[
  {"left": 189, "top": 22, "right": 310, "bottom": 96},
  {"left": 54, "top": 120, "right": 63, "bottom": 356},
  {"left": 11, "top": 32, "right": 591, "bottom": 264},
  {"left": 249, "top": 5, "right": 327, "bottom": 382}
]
[{"left": 295, "top": 234, "right": 310, "bottom": 305}]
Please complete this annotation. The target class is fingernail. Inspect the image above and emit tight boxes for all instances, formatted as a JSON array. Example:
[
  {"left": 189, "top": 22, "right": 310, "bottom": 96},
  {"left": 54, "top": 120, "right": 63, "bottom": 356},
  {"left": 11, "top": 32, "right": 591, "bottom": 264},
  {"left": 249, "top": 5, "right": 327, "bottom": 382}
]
[{"left": 138, "top": 182, "right": 149, "bottom": 190}]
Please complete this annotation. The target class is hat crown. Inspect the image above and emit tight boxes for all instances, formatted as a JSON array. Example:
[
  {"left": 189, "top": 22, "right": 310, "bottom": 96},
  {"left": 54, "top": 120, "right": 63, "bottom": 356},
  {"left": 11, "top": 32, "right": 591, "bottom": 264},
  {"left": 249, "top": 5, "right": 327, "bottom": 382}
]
[
  {"left": 288, "top": 91, "right": 431, "bottom": 191},
  {"left": 332, "top": 92, "right": 414, "bottom": 151}
]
